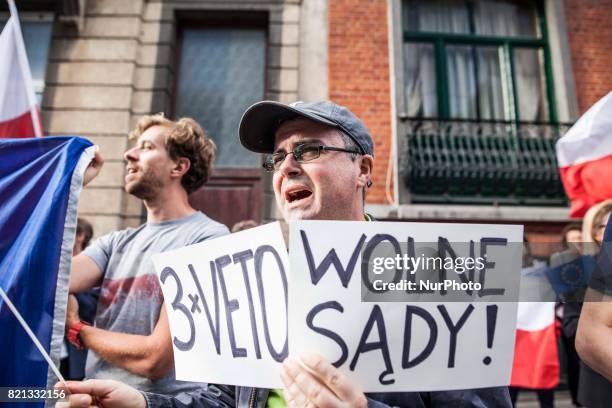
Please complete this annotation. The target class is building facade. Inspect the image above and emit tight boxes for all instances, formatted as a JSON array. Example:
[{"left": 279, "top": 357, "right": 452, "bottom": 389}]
[{"left": 4, "top": 0, "right": 611, "bottom": 240}]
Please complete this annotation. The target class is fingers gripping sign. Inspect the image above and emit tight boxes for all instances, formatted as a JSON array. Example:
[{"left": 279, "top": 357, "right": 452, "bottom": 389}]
[
  {"left": 281, "top": 353, "right": 367, "bottom": 408},
  {"left": 54, "top": 379, "right": 145, "bottom": 408}
]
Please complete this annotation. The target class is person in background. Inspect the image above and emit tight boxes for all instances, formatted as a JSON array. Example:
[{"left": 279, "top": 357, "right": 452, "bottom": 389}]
[
  {"left": 553, "top": 223, "right": 583, "bottom": 407},
  {"left": 231, "top": 219, "right": 290, "bottom": 247},
  {"left": 509, "top": 237, "right": 556, "bottom": 408},
  {"left": 574, "top": 200, "right": 612, "bottom": 408},
  {"left": 581, "top": 200, "right": 612, "bottom": 256},
  {"left": 61, "top": 218, "right": 96, "bottom": 380},
  {"left": 68, "top": 218, "right": 98, "bottom": 380},
  {"left": 560, "top": 223, "right": 583, "bottom": 255},
  {"left": 231, "top": 219, "right": 259, "bottom": 233},
  {"left": 73, "top": 218, "right": 94, "bottom": 256}
]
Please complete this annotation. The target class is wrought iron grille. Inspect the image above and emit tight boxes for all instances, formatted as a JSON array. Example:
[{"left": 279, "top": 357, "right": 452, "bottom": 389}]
[{"left": 399, "top": 119, "right": 573, "bottom": 205}]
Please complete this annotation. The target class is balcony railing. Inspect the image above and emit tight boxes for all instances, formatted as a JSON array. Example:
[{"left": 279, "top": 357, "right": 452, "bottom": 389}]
[{"left": 399, "top": 118, "right": 573, "bottom": 205}]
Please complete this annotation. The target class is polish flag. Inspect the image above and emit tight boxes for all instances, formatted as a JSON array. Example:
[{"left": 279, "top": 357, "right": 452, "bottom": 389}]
[
  {"left": 557, "top": 91, "right": 612, "bottom": 217},
  {"left": 510, "top": 302, "right": 559, "bottom": 389},
  {"left": 0, "top": 1, "right": 43, "bottom": 138}
]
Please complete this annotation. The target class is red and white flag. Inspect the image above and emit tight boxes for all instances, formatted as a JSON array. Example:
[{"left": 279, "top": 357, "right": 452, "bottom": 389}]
[
  {"left": 557, "top": 91, "right": 612, "bottom": 217},
  {"left": 510, "top": 302, "right": 559, "bottom": 389},
  {"left": 0, "top": 0, "right": 43, "bottom": 138}
]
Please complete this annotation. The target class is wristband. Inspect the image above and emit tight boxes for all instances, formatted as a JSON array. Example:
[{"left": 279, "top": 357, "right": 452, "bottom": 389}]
[{"left": 67, "top": 321, "right": 90, "bottom": 350}]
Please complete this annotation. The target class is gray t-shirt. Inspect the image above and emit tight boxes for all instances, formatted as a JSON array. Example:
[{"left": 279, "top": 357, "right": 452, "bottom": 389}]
[{"left": 82, "top": 211, "right": 229, "bottom": 395}]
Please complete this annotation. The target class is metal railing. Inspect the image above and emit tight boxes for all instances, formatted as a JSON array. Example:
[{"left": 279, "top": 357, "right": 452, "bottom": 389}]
[{"left": 399, "top": 118, "right": 573, "bottom": 205}]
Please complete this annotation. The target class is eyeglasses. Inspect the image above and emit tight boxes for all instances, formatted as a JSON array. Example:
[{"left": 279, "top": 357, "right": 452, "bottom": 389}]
[{"left": 263, "top": 143, "right": 361, "bottom": 172}]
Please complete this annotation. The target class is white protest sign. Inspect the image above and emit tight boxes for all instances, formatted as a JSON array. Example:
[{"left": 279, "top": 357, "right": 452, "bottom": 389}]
[
  {"left": 152, "top": 222, "right": 288, "bottom": 388},
  {"left": 289, "top": 220, "right": 523, "bottom": 392}
]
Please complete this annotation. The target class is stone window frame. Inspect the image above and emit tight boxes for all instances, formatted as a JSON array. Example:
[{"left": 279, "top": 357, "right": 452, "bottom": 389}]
[
  {"left": 170, "top": 10, "right": 270, "bottom": 153},
  {"left": 135, "top": 1, "right": 300, "bottom": 118}
]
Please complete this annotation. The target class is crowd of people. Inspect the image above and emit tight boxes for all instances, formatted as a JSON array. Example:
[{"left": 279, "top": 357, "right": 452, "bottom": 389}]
[
  {"left": 512, "top": 201, "right": 612, "bottom": 408},
  {"left": 54, "top": 100, "right": 612, "bottom": 408}
]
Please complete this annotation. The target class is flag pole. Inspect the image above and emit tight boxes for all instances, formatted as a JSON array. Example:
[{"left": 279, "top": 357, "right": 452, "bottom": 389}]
[
  {"left": 7, "top": 0, "right": 43, "bottom": 137},
  {"left": 0, "top": 287, "right": 68, "bottom": 389}
]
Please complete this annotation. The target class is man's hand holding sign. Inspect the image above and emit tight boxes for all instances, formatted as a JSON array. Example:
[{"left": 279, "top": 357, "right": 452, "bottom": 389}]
[{"left": 281, "top": 352, "right": 368, "bottom": 408}]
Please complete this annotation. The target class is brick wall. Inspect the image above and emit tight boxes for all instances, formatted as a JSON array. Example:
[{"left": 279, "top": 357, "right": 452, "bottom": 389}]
[
  {"left": 328, "top": 0, "right": 393, "bottom": 205},
  {"left": 565, "top": 0, "right": 612, "bottom": 113}
]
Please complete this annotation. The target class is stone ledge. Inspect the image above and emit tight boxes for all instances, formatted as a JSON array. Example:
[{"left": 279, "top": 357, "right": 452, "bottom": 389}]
[
  {"left": 49, "top": 39, "right": 137, "bottom": 61},
  {"left": 80, "top": 17, "right": 141, "bottom": 38},
  {"left": 42, "top": 110, "right": 131, "bottom": 134},
  {"left": 45, "top": 62, "right": 135, "bottom": 85},
  {"left": 86, "top": 0, "right": 143, "bottom": 16},
  {"left": 366, "top": 204, "right": 572, "bottom": 222},
  {"left": 42, "top": 86, "right": 132, "bottom": 110}
]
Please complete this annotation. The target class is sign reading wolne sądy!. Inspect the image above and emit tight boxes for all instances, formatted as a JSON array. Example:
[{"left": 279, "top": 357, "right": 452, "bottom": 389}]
[{"left": 153, "top": 221, "right": 523, "bottom": 392}]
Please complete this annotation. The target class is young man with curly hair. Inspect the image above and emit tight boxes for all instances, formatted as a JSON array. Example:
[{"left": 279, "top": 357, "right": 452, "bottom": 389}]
[{"left": 66, "top": 114, "right": 229, "bottom": 395}]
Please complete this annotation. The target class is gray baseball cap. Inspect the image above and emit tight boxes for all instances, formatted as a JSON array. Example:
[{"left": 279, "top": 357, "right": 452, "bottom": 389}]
[{"left": 239, "top": 100, "right": 374, "bottom": 157}]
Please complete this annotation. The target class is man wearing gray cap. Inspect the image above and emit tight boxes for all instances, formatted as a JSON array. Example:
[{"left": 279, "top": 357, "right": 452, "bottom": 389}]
[
  {"left": 240, "top": 100, "right": 375, "bottom": 223},
  {"left": 60, "top": 100, "right": 510, "bottom": 408}
]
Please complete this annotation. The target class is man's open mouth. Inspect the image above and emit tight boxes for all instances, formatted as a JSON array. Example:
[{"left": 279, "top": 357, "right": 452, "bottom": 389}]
[{"left": 285, "top": 188, "right": 313, "bottom": 203}]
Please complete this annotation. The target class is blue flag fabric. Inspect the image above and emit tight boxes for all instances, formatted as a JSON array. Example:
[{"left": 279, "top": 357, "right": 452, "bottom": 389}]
[
  {"left": 605, "top": 217, "right": 612, "bottom": 242},
  {"left": 546, "top": 254, "right": 596, "bottom": 297},
  {"left": 0, "top": 136, "right": 93, "bottom": 405}
]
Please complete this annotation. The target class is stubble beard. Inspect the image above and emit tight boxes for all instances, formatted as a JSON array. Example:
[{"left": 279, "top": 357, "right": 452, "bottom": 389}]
[{"left": 125, "top": 169, "right": 163, "bottom": 201}]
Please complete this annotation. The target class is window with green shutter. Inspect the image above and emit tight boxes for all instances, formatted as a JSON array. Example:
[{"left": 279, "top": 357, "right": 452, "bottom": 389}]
[{"left": 399, "top": 0, "right": 570, "bottom": 205}]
